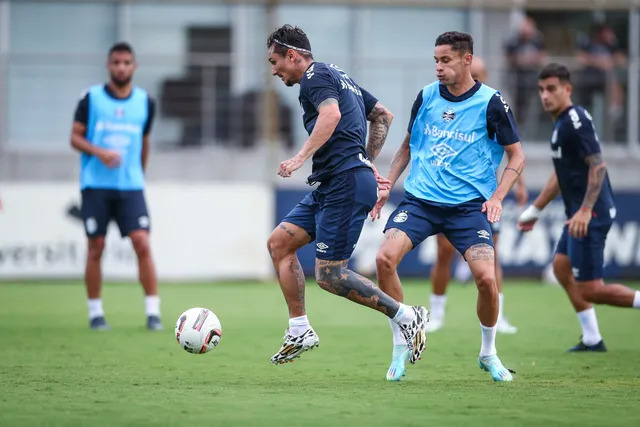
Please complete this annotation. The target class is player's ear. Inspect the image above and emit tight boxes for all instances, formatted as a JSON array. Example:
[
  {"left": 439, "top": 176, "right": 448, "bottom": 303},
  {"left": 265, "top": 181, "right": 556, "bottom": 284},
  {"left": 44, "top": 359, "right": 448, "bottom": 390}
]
[{"left": 465, "top": 53, "right": 473, "bottom": 66}]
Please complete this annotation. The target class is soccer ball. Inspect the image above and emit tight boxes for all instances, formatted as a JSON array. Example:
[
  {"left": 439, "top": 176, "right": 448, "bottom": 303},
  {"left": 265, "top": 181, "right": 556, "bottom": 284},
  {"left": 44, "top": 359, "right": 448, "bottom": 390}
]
[{"left": 175, "top": 307, "right": 222, "bottom": 354}]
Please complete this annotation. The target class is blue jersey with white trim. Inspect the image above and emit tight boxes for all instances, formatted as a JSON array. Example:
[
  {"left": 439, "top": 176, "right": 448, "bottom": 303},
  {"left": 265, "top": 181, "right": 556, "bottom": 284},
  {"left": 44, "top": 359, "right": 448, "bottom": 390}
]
[
  {"left": 550, "top": 105, "right": 616, "bottom": 223},
  {"left": 298, "top": 62, "right": 378, "bottom": 184},
  {"left": 404, "top": 81, "right": 519, "bottom": 204}
]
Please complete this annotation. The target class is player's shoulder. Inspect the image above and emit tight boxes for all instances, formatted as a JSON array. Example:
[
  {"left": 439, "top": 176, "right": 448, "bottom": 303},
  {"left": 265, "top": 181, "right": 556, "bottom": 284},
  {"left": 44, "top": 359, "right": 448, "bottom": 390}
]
[
  {"left": 564, "top": 105, "right": 593, "bottom": 131},
  {"left": 302, "top": 61, "right": 332, "bottom": 81}
]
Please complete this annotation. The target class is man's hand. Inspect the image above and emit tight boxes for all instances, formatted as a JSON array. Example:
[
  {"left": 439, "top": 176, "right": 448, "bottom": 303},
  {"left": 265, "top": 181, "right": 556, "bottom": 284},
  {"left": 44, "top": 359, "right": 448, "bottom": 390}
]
[
  {"left": 371, "top": 164, "right": 391, "bottom": 191},
  {"left": 517, "top": 204, "right": 541, "bottom": 232},
  {"left": 278, "top": 154, "right": 305, "bottom": 178},
  {"left": 95, "top": 148, "right": 121, "bottom": 168},
  {"left": 482, "top": 197, "right": 502, "bottom": 223},
  {"left": 370, "top": 188, "right": 389, "bottom": 221},
  {"left": 567, "top": 208, "right": 592, "bottom": 238}
]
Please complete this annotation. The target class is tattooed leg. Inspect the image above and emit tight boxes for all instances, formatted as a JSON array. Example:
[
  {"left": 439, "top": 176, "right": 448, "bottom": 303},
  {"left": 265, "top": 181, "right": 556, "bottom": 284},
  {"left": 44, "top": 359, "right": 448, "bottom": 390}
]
[
  {"left": 267, "top": 222, "right": 310, "bottom": 318},
  {"left": 465, "top": 243, "right": 498, "bottom": 326},
  {"left": 315, "top": 259, "right": 400, "bottom": 317}
]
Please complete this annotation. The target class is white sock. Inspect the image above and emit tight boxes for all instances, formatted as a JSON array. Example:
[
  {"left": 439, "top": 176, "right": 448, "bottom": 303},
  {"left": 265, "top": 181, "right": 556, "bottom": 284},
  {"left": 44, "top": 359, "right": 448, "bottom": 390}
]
[
  {"left": 145, "top": 295, "right": 160, "bottom": 317},
  {"left": 389, "top": 318, "right": 407, "bottom": 346},
  {"left": 429, "top": 294, "right": 447, "bottom": 320},
  {"left": 576, "top": 308, "right": 603, "bottom": 346},
  {"left": 497, "top": 293, "right": 505, "bottom": 322},
  {"left": 87, "top": 298, "right": 104, "bottom": 320},
  {"left": 391, "top": 303, "right": 413, "bottom": 324},
  {"left": 633, "top": 291, "right": 640, "bottom": 308},
  {"left": 479, "top": 323, "right": 497, "bottom": 357},
  {"left": 289, "top": 315, "right": 310, "bottom": 336}
]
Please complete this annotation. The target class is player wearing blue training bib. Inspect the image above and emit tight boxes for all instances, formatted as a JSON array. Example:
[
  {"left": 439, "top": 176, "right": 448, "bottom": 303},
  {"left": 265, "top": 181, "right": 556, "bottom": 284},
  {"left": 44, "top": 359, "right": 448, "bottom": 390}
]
[
  {"left": 71, "top": 42, "right": 161, "bottom": 332},
  {"left": 518, "top": 63, "right": 640, "bottom": 352},
  {"left": 373, "top": 32, "right": 525, "bottom": 382},
  {"left": 265, "top": 25, "right": 428, "bottom": 368}
]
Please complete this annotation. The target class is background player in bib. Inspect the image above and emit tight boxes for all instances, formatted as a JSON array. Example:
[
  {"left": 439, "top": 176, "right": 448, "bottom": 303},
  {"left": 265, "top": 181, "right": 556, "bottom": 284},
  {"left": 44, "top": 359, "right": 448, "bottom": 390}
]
[
  {"left": 265, "top": 25, "right": 428, "bottom": 367},
  {"left": 427, "top": 56, "right": 527, "bottom": 334},
  {"left": 518, "top": 63, "right": 640, "bottom": 351},
  {"left": 372, "top": 32, "right": 525, "bottom": 382},
  {"left": 71, "top": 42, "right": 161, "bottom": 331}
]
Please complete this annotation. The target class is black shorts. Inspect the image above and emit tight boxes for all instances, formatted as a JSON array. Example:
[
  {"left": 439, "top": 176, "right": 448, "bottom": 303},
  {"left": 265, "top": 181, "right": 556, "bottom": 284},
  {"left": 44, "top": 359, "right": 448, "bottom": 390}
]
[{"left": 81, "top": 188, "right": 150, "bottom": 237}]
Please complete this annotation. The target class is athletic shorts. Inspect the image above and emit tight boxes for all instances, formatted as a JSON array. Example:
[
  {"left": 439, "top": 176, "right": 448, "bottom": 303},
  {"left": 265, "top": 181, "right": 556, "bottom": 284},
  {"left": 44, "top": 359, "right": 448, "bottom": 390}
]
[
  {"left": 555, "top": 222, "right": 611, "bottom": 281},
  {"left": 81, "top": 188, "right": 150, "bottom": 238},
  {"left": 282, "top": 167, "right": 377, "bottom": 261},
  {"left": 384, "top": 192, "right": 494, "bottom": 256}
]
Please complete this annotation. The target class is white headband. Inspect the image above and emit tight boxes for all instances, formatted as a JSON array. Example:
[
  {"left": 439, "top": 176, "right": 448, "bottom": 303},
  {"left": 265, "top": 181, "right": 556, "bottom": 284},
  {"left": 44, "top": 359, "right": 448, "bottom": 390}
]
[{"left": 273, "top": 38, "right": 312, "bottom": 54}]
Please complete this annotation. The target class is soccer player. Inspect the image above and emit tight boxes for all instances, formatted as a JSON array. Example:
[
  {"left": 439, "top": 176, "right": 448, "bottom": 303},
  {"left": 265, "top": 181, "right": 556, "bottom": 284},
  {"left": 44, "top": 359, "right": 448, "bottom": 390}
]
[
  {"left": 70, "top": 42, "right": 161, "bottom": 331},
  {"left": 372, "top": 32, "right": 524, "bottom": 382},
  {"left": 428, "top": 57, "right": 527, "bottom": 334},
  {"left": 518, "top": 63, "right": 640, "bottom": 350},
  {"left": 265, "top": 25, "right": 428, "bottom": 366}
]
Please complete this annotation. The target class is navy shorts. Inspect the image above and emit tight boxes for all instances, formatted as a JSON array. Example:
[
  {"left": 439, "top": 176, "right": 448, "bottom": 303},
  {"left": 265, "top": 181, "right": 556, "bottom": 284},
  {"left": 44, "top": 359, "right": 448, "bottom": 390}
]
[
  {"left": 282, "top": 167, "right": 377, "bottom": 261},
  {"left": 384, "top": 192, "right": 494, "bottom": 256},
  {"left": 81, "top": 188, "right": 150, "bottom": 238},
  {"left": 555, "top": 223, "right": 611, "bottom": 281}
]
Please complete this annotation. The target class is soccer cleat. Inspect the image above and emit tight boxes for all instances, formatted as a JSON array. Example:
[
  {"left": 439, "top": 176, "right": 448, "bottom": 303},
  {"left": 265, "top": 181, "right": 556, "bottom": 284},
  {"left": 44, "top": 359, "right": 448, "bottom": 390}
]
[
  {"left": 386, "top": 345, "right": 410, "bottom": 381},
  {"left": 478, "top": 354, "right": 514, "bottom": 382},
  {"left": 426, "top": 315, "right": 443, "bottom": 332},
  {"left": 270, "top": 327, "right": 319, "bottom": 365},
  {"left": 89, "top": 316, "right": 111, "bottom": 331},
  {"left": 146, "top": 315, "right": 163, "bottom": 331},
  {"left": 568, "top": 339, "right": 607, "bottom": 352},
  {"left": 496, "top": 318, "right": 518, "bottom": 334},
  {"left": 398, "top": 306, "right": 429, "bottom": 364}
]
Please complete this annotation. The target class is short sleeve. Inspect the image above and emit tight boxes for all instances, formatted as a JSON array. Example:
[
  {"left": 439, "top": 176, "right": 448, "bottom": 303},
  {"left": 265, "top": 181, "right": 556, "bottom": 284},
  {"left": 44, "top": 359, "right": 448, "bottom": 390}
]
[
  {"left": 300, "top": 69, "right": 339, "bottom": 110},
  {"left": 407, "top": 90, "right": 423, "bottom": 134},
  {"left": 486, "top": 93, "right": 520, "bottom": 146},
  {"left": 360, "top": 86, "right": 378, "bottom": 117},
  {"left": 569, "top": 108, "right": 601, "bottom": 159},
  {"left": 74, "top": 91, "right": 90, "bottom": 124}
]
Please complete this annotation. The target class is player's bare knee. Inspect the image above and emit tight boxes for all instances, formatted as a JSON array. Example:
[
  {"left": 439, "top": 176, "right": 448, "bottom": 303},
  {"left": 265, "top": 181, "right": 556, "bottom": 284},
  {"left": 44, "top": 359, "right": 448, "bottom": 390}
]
[
  {"left": 267, "top": 231, "right": 289, "bottom": 261},
  {"left": 314, "top": 261, "right": 342, "bottom": 287},
  {"left": 578, "top": 282, "right": 602, "bottom": 303},
  {"left": 375, "top": 249, "right": 397, "bottom": 274},
  {"left": 474, "top": 271, "right": 496, "bottom": 294},
  {"left": 130, "top": 233, "right": 150, "bottom": 258},
  {"left": 87, "top": 238, "right": 105, "bottom": 260}
]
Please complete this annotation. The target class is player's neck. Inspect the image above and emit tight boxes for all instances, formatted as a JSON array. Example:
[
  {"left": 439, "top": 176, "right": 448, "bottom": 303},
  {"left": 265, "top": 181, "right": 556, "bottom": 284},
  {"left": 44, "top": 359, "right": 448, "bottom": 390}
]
[
  {"left": 552, "top": 100, "right": 573, "bottom": 120},
  {"left": 108, "top": 81, "right": 133, "bottom": 99},
  {"left": 293, "top": 59, "right": 314, "bottom": 84},
  {"left": 447, "top": 75, "right": 476, "bottom": 97}
]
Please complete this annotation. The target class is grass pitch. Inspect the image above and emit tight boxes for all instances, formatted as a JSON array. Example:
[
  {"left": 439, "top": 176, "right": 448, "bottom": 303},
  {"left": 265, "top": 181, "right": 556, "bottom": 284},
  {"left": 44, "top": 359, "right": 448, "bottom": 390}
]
[{"left": 1, "top": 280, "right": 639, "bottom": 426}]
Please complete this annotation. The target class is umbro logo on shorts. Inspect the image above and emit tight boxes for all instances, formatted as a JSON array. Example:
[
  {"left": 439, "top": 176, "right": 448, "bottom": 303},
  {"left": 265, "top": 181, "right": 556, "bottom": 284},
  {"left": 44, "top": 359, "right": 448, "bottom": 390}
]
[
  {"left": 316, "top": 242, "right": 329, "bottom": 253},
  {"left": 477, "top": 229, "right": 490, "bottom": 240}
]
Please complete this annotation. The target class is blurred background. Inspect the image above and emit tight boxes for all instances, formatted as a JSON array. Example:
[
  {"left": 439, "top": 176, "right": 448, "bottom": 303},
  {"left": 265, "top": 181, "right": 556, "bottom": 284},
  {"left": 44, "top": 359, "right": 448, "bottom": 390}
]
[{"left": 0, "top": 0, "right": 639, "bottom": 281}]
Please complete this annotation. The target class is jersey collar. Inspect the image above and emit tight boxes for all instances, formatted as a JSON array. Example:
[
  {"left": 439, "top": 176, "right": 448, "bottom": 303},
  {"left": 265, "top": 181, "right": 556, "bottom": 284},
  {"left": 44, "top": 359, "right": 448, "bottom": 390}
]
[{"left": 439, "top": 81, "right": 482, "bottom": 102}]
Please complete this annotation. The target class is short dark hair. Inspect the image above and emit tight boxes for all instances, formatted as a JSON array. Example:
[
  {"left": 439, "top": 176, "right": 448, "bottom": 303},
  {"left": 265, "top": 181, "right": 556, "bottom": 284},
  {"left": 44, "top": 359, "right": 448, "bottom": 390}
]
[
  {"left": 267, "top": 24, "right": 313, "bottom": 59},
  {"left": 435, "top": 31, "right": 474, "bottom": 55},
  {"left": 108, "top": 42, "right": 134, "bottom": 58},
  {"left": 538, "top": 63, "right": 571, "bottom": 83}
]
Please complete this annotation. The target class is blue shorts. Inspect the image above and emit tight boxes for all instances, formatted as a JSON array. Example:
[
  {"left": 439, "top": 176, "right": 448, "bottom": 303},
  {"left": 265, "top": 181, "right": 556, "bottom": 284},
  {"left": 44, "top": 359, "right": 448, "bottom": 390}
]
[
  {"left": 555, "top": 223, "right": 611, "bottom": 281},
  {"left": 81, "top": 188, "right": 150, "bottom": 238},
  {"left": 282, "top": 167, "right": 377, "bottom": 261},
  {"left": 384, "top": 192, "right": 493, "bottom": 256}
]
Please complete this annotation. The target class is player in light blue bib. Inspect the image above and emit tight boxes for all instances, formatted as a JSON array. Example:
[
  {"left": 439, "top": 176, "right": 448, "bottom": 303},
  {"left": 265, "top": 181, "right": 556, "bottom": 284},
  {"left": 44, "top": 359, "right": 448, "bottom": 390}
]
[{"left": 372, "top": 32, "right": 525, "bottom": 382}]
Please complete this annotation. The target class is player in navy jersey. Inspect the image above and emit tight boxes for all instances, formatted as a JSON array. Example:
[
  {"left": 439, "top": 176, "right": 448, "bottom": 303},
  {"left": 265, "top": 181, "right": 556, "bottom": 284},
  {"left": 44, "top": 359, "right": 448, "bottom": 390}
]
[
  {"left": 427, "top": 57, "right": 526, "bottom": 334},
  {"left": 265, "top": 25, "right": 428, "bottom": 367},
  {"left": 70, "top": 42, "right": 161, "bottom": 331},
  {"left": 372, "top": 32, "right": 525, "bottom": 382},
  {"left": 518, "top": 63, "right": 640, "bottom": 351}
]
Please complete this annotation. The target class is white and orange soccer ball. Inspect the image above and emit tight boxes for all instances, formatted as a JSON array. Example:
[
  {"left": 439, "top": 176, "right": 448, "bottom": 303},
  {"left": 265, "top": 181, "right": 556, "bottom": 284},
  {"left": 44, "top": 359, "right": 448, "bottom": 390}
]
[{"left": 175, "top": 307, "right": 222, "bottom": 354}]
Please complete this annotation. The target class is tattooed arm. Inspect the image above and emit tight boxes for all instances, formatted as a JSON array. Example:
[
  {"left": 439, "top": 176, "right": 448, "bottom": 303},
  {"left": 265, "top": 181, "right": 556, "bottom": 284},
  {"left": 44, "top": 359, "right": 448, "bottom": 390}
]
[
  {"left": 369, "top": 132, "right": 411, "bottom": 221},
  {"left": 566, "top": 153, "right": 606, "bottom": 238},
  {"left": 365, "top": 102, "right": 394, "bottom": 161},
  {"left": 278, "top": 98, "right": 340, "bottom": 177},
  {"left": 581, "top": 153, "right": 607, "bottom": 211}
]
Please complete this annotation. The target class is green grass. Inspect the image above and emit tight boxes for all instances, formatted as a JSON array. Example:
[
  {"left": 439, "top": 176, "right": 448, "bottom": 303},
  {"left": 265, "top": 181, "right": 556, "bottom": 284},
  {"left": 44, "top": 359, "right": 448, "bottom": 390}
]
[{"left": 1, "top": 280, "right": 639, "bottom": 426}]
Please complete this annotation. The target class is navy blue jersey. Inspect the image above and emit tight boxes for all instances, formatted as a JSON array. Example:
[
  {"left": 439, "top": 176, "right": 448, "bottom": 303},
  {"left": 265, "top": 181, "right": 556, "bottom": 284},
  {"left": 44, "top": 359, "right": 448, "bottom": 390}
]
[
  {"left": 299, "top": 62, "right": 378, "bottom": 184},
  {"left": 550, "top": 105, "right": 616, "bottom": 222},
  {"left": 407, "top": 83, "right": 519, "bottom": 145}
]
